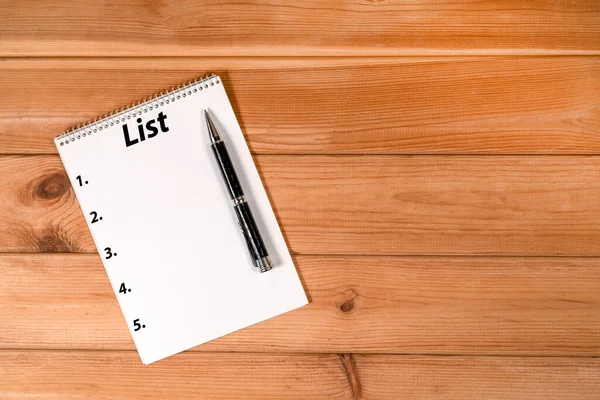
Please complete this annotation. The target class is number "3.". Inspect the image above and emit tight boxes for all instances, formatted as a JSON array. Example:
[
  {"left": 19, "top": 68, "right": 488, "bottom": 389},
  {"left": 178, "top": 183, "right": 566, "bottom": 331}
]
[{"left": 104, "top": 247, "right": 114, "bottom": 259}]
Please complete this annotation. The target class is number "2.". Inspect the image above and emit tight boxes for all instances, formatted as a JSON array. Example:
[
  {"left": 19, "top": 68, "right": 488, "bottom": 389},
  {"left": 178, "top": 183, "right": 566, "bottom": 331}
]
[{"left": 90, "top": 211, "right": 102, "bottom": 224}]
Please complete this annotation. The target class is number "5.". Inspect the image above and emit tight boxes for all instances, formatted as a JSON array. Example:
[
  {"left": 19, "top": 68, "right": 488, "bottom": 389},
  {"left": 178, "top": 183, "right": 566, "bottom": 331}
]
[{"left": 133, "top": 319, "right": 145, "bottom": 332}]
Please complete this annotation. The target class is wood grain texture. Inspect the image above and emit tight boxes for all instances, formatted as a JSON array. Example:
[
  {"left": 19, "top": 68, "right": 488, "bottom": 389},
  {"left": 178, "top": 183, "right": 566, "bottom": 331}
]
[
  {"left": 1, "top": 57, "right": 599, "bottom": 155},
  {"left": 2, "top": 351, "right": 599, "bottom": 400},
  {"left": 1, "top": 1, "right": 599, "bottom": 57},
  {"left": 3, "top": 0, "right": 600, "bottom": 397},
  {"left": 2, "top": 155, "right": 600, "bottom": 256},
  {"left": 355, "top": 355, "right": 600, "bottom": 399},
  {"left": 1, "top": 254, "right": 598, "bottom": 355},
  {"left": 0, "top": 351, "right": 351, "bottom": 399}
]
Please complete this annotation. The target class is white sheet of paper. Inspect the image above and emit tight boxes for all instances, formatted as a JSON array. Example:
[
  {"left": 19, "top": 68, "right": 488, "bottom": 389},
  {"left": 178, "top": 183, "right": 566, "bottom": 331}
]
[{"left": 55, "top": 77, "right": 308, "bottom": 364}]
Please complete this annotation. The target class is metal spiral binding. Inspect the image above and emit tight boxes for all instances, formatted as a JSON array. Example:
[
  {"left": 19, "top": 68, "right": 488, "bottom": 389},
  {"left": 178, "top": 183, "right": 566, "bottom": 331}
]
[{"left": 56, "top": 74, "right": 221, "bottom": 146}]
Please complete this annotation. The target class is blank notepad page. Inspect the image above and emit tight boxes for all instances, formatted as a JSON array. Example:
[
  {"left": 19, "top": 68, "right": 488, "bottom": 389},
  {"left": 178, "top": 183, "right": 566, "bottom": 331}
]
[{"left": 54, "top": 75, "right": 308, "bottom": 364}]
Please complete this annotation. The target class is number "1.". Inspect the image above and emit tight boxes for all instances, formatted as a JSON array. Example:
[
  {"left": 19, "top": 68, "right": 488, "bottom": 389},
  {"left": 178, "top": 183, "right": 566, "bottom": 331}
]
[{"left": 76, "top": 175, "right": 88, "bottom": 186}]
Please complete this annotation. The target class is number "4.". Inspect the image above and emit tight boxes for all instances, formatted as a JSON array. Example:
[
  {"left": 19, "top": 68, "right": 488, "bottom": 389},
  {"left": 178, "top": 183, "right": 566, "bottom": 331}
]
[{"left": 119, "top": 283, "right": 130, "bottom": 294}]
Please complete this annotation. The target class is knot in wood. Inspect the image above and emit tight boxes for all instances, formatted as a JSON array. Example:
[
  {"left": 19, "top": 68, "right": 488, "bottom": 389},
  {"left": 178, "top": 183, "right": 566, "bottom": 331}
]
[
  {"left": 35, "top": 172, "right": 70, "bottom": 201},
  {"left": 336, "top": 289, "right": 359, "bottom": 313}
]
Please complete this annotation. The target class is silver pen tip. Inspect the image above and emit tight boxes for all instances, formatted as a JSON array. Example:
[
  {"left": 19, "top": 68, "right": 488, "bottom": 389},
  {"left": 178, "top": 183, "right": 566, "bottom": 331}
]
[{"left": 204, "top": 109, "right": 221, "bottom": 144}]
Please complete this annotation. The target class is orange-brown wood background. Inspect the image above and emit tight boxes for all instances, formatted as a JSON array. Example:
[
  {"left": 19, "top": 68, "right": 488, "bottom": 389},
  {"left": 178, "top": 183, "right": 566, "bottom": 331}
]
[{"left": 1, "top": 1, "right": 599, "bottom": 398}]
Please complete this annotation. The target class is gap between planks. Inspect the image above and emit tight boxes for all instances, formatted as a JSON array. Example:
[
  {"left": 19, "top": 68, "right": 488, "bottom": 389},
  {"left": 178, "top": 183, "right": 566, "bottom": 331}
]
[
  {"left": 6, "top": 251, "right": 600, "bottom": 259},
  {"left": 0, "top": 348, "right": 600, "bottom": 358}
]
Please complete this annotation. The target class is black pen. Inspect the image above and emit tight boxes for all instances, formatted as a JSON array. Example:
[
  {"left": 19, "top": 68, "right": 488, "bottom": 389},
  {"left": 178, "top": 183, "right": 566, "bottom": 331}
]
[{"left": 204, "top": 109, "right": 274, "bottom": 273}]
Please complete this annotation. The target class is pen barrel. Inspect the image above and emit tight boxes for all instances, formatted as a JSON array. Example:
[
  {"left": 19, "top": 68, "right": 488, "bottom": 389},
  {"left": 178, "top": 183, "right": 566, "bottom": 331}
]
[
  {"left": 211, "top": 141, "right": 244, "bottom": 199},
  {"left": 234, "top": 201, "right": 272, "bottom": 272},
  {"left": 211, "top": 139, "right": 273, "bottom": 272}
]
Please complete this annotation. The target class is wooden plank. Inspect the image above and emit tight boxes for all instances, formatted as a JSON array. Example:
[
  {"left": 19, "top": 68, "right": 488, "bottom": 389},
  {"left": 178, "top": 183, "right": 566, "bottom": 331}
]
[
  {"left": 2, "top": 351, "right": 598, "bottom": 400},
  {"left": 0, "top": 350, "right": 351, "bottom": 399},
  {"left": 2, "top": 155, "right": 600, "bottom": 256},
  {"left": 356, "top": 355, "right": 600, "bottom": 399},
  {"left": 1, "top": 57, "right": 599, "bottom": 155},
  {"left": 1, "top": 254, "right": 598, "bottom": 355},
  {"left": 1, "top": 1, "right": 599, "bottom": 57}
]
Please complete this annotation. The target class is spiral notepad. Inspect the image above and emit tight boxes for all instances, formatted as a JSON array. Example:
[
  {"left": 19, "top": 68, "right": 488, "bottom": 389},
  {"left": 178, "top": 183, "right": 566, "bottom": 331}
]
[{"left": 55, "top": 75, "right": 308, "bottom": 364}]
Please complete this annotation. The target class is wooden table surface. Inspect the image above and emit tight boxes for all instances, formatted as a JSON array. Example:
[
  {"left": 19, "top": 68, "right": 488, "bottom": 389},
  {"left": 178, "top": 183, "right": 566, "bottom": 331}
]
[{"left": 1, "top": 1, "right": 600, "bottom": 399}]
